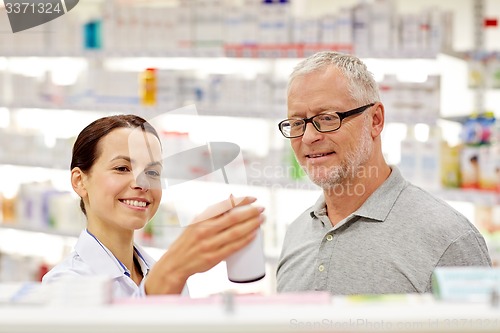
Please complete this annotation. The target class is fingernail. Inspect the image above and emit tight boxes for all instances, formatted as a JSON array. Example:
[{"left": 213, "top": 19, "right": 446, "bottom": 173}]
[
  {"left": 229, "top": 194, "right": 236, "bottom": 207},
  {"left": 257, "top": 206, "right": 265, "bottom": 213}
]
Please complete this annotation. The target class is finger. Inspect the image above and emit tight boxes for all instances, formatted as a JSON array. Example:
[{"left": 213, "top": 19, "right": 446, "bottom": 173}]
[
  {"left": 195, "top": 212, "right": 264, "bottom": 252},
  {"left": 231, "top": 195, "right": 258, "bottom": 208},
  {"left": 193, "top": 195, "right": 257, "bottom": 223},
  {"left": 188, "top": 205, "right": 264, "bottom": 239},
  {"left": 158, "top": 213, "right": 264, "bottom": 279},
  {"left": 208, "top": 225, "right": 262, "bottom": 263},
  {"left": 200, "top": 205, "right": 265, "bottom": 235}
]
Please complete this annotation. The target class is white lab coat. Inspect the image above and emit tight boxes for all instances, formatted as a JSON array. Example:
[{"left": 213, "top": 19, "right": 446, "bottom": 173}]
[{"left": 42, "top": 229, "right": 189, "bottom": 299}]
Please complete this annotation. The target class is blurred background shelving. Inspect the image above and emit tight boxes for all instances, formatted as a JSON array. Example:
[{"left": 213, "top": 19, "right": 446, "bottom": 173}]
[{"left": 0, "top": 0, "right": 500, "bottom": 297}]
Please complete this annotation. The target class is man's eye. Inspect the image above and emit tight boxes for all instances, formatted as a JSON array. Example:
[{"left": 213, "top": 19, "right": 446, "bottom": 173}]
[
  {"left": 318, "top": 114, "right": 336, "bottom": 122},
  {"left": 290, "top": 120, "right": 304, "bottom": 127},
  {"left": 145, "top": 170, "right": 161, "bottom": 178}
]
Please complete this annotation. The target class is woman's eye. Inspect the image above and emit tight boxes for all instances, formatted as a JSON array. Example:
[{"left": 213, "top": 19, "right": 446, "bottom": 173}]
[{"left": 115, "top": 166, "right": 130, "bottom": 172}]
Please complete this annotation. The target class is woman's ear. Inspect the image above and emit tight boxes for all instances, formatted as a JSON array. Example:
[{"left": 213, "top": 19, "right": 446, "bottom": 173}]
[{"left": 71, "top": 167, "right": 87, "bottom": 198}]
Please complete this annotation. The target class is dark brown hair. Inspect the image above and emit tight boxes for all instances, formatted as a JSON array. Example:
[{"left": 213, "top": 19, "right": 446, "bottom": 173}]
[{"left": 71, "top": 114, "right": 160, "bottom": 215}]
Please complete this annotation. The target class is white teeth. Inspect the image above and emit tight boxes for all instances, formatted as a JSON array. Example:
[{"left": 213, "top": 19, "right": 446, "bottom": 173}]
[
  {"left": 310, "top": 153, "right": 326, "bottom": 158},
  {"left": 123, "top": 200, "right": 147, "bottom": 207}
]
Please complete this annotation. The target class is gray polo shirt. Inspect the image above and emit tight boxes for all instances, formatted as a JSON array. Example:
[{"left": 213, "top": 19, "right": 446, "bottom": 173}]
[{"left": 276, "top": 167, "right": 491, "bottom": 294}]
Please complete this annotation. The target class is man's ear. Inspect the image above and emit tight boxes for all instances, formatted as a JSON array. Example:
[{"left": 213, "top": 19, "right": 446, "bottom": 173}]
[
  {"left": 71, "top": 167, "right": 87, "bottom": 198},
  {"left": 371, "top": 103, "right": 385, "bottom": 138}
]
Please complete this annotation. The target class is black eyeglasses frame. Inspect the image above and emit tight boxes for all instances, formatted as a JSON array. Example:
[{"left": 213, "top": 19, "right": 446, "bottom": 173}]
[{"left": 278, "top": 103, "right": 376, "bottom": 138}]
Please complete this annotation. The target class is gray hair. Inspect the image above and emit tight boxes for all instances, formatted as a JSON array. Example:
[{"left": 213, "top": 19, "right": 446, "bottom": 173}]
[{"left": 288, "top": 51, "right": 380, "bottom": 104}]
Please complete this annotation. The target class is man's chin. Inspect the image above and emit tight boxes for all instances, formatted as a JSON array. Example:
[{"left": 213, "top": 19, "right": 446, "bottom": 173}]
[
  {"left": 306, "top": 168, "right": 342, "bottom": 187},
  {"left": 310, "top": 177, "right": 338, "bottom": 190}
]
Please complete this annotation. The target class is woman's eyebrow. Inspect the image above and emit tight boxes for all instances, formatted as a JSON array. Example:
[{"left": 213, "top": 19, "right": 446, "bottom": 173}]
[
  {"left": 111, "top": 156, "right": 162, "bottom": 168},
  {"left": 111, "top": 155, "right": 131, "bottom": 162}
]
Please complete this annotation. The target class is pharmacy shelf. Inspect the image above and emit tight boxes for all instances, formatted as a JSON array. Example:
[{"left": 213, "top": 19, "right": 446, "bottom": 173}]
[
  {"left": 385, "top": 113, "right": 439, "bottom": 125},
  {"left": 0, "top": 44, "right": 349, "bottom": 59},
  {"left": 0, "top": 45, "right": 452, "bottom": 60},
  {"left": 433, "top": 188, "right": 500, "bottom": 206},
  {"left": 5, "top": 105, "right": 439, "bottom": 125},
  {"left": 0, "top": 223, "right": 282, "bottom": 264},
  {"left": 0, "top": 159, "right": 68, "bottom": 171},
  {"left": 3, "top": 190, "right": 497, "bottom": 245},
  {"left": 5, "top": 103, "right": 287, "bottom": 120},
  {"left": 4, "top": 102, "right": 441, "bottom": 125},
  {"left": 1, "top": 293, "right": 500, "bottom": 333},
  {"left": 0, "top": 223, "right": 78, "bottom": 239}
]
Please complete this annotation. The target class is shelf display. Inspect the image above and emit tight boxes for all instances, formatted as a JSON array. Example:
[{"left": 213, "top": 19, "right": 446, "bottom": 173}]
[
  {"left": 0, "top": 0, "right": 453, "bottom": 58},
  {"left": 1, "top": 283, "right": 500, "bottom": 333},
  {"left": 0, "top": 0, "right": 499, "bottom": 301}
]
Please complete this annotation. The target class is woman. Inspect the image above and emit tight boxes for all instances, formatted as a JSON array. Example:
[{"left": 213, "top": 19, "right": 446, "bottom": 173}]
[{"left": 42, "top": 114, "right": 264, "bottom": 299}]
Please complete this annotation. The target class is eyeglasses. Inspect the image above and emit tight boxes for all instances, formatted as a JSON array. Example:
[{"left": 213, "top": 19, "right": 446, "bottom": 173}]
[{"left": 278, "top": 103, "right": 375, "bottom": 138}]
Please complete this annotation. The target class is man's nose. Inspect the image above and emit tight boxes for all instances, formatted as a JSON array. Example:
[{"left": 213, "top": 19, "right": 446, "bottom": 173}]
[{"left": 301, "top": 122, "right": 322, "bottom": 143}]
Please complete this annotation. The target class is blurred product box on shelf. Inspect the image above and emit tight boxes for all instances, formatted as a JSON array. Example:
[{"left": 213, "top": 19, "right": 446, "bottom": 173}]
[
  {"left": 140, "top": 68, "right": 157, "bottom": 106},
  {"left": 399, "top": 125, "right": 419, "bottom": 184},
  {"left": 460, "top": 146, "right": 481, "bottom": 189},
  {"left": 193, "top": 0, "right": 224, "bottom": 48},
  {"left": 0, "top": 251, "right": 52, "bottom": 283},
  {"left": 369, "top": 0, "right": 394, "bottom": 52},
  {"left": 461, "top": 112, "right": 496, "bottom": 146},
  {"left": 398, "top": 124, "right": 442, "bottom": 191},
  {"left": 0, "top": 276, "right": 112, "bottom": 306},
  {"left": 475, "top": 205, "right": 500, "bottom": 234},
  {"left": 0, "top": 129, "right": 71, "bottom": 169},
  {"left": 83, "top": 20, "right": 102, "bottom": 50},
  {"left": 467, "top": 52, "right": 500, "bottom": 90},
  {"left": 488, "top": 57, "right": 500, "bottom": 89},
  {"left": 484, "top": 232, "right": 500, "bottom": 267},
  {"left": 479, "top": 144, "right": 500, "bottom": 191},
  {"left": 432, "top": 267, "right": 500, "bottom": 303},
  {"left": 440, "top": 143, "right": 461, "bottom": 188},
  {"left": 419, "top": 127, "right": 443, "bottom": 191},
  {"left": 2, "top": 181, "right": 85, "bottom": 234},
  {"left": 379, "top": 75, "right": 441, "bottom": 124},
  {"left": 0, "top": 195, "right": 16, "bottom": 223},
  {"left": 459, "top": 112, "right": 499, "bottom": 191},
  {"left": 468, "top": 56, "right": 485, "bottom": 89}
]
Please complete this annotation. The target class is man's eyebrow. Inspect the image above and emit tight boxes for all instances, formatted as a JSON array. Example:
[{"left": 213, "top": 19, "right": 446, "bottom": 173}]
[
  {"left": 147, "top": 161, "right": 163, "bottom": 168},
  {"left": 316, "top": 106, "right": 341, "bottom": 112},
  {"left": 288, "top": 106, "right": 339, "bottom": 117}
]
